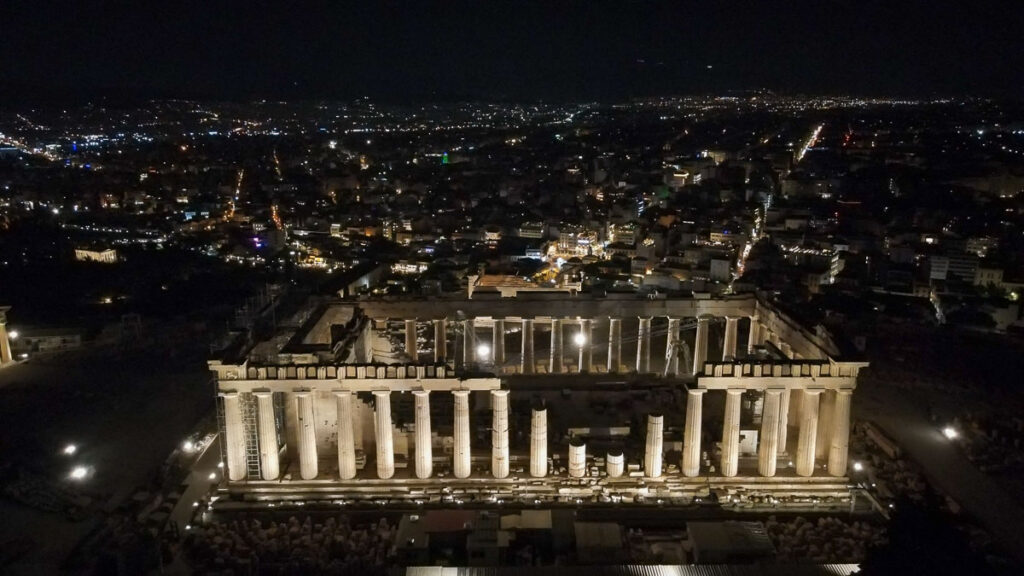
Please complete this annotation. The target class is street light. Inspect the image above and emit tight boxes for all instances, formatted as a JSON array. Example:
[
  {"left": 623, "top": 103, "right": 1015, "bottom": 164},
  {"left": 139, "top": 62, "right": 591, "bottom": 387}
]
[
  {"left": 8, "top": 330, "right": 18, "bottom": 340},
  {"left": 63, "top": 444, "right": 77, "bottom": 456},
  {"left": 573, "top": 332, "right": 586, "bottom": 347},
  {"left": 69, "top": 466, "right": 88, "bottom": 480},
  {"left": 852, "top": 461, "right": 864, "bottom": 472},
  {"left": 943, "top": 426, "right": 958, "bottom": 440},
  {"left": 476, "top": 343, "right": 491, "bottom": 360}
]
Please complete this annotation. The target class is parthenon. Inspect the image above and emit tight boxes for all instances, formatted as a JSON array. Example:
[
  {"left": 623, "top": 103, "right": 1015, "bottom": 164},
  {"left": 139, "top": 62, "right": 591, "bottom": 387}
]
[{"left": 210, "top": 288, "right": 866, "bottom": 504}]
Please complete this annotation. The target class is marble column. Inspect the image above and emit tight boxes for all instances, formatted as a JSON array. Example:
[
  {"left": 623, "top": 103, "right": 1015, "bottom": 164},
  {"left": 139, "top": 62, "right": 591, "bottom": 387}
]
[
  {"left": 645, "top": 414, "right": 664, "bottom": 478},
  {"left": 254, "top": 391, "right": 280, "bottom": 480},
  {"left": 521, "top": 319, "right": 535, "bottom": 374},
  {"left": 607, "top": 317, "right": 622, "bottom": 373},
  {"left": 453, "top": 390, "right": 471, "bottom": 479},
  {"left": 335, "top": 391, "right": 357, "bottom": 480},
  {"left": 0, "top": 319, "right": 12, "bottom": 365},
  {"left": 682, "top": 389, "right": 706, "bottom": 477},
  {"left": 828, "top": 389, "right": 853, "bottom": 476},
  {"left": 372, "top": 391, "right": 395, "bottom": 479},
  {"left": 295, "top": 391, "right": 318, "bottom": 480},
  {"left": 665, "top": 318, "right": 681, "bottom": 376},
  {"left": 550, "top": 318, "right": 563, "bottom": 373},
  {"left": 492, "top": 319, "right": 506, "bottom": 366},
  {"left": 568, "top": 438, "right": 587, "bottom": 478},
  {"left": 530, "top": 401, "right": 548, "bottom": 477},
  {"left": 692, "top": 315, "right": 710, "bottom": 375},
  {"left": 462, "top": 318, "right": 475, "bottom": 367},
  {"left": 796, "top": 389, "right": 823, "bottom": 477},
  {"left": 758, "top": 389, "right": 783, "bottom": 477},
  {"left": 491, "top": 390, "right": 510, "bottom": 478},
  {"left": 405, "top": 319, "right": 418, "bottom": 362},
  {"left": 720, "top": 389, "right": 743, "bottom": 477},
  {"left": 578, "top": 319, "right": 593, "bottom": 373},
  {"left": 747, "top": 318, "right": 761, "bottom": 354},
  {"left": 723, "top": 316, "right": 739, "bottom": 360},
  {"left": 413, "top": 390, "right": 432, "bottom": 479},
  {"left": 606, "top": 450, "right": 625, "bottom": 478},
  {"left": 221, "top": 391, "right": 247, "bottom": 482},
  {"left": 434, "top": 319, "right": 447, "bottom": 363},
  {"left": 636, "top": 317, "right": 652, "bottom": 373},
  {"left": 816, "top": 390, "right": 836, "bottom": 460},
  {"left": 777, "top": 389, "right": 791, "bottom": 453}
]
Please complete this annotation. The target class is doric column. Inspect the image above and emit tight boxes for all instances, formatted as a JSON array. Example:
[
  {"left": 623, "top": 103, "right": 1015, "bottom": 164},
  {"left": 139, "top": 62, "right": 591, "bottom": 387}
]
[
  {"left": 777, "top": 389, "right": 791, "bottom": 453},
  {"left": 462, "top": 318, "right": 475, "bottom": 367},
  {"left": 796, "top": 389, "right": 823, "bottom": 477},
  {"left": 254, "top": 391, "right": 280, "bottom": 480},
  {"left": 607, "top": 317, "right": 622, "bottom": 373},
  {"left": 295, "top": 391, "right": 318, "bottom": 480},
  {"left": 758, "top": 389, "right": 783, "bottom": 477},
  {"left": 606, "top": 450, "right": 625, "bottom": 478},
  {"left": 636, "top": 317, "right": 652, "bottom": 373},
  {"left": 828, "top": 390, "right": 853, "bottom": 476},
  {"left": 568, "top": 438, "right": 587, "bottom": 478},
  {"left": 492, "top": 319, "right": 506, "bottom": 366},
  {"left": 549, "top": 318, "right": 563, "bottom": 373},
  {"left": 335, "top": 391, "right": 357, "bottom": 480},
  {"left": 220, "top": 391, "right": 247, "bottom": 482},
  {"left": 0, "top": 315, "right": 12, "bottom": 365},
  {"left": 491, "top": 390, "right": 510, "bottom": 478},
  {"left": 665, "top": 318, "right": 681, "bottom": 376},
  {"left": 720, "top": 389, "right": 743, "bottom": 477},
  {"left": 413, "top": 390, "right": 432, "bottom": 479},
  {"left": 434, "top": 319, "right": 447, "bottom": 363},
  {"left": 530, "top": 400, "right": 548, "bottom": 477},
  {"left": 521, "top": 318, "right": 535, "bottom": 374},
  {"left": 816, "top": 390, "right": 836, "bottom": 460},
  {"left": 692, "top": 315, "right": 710, "bottom": 375},
  {"left": 645, "top": 413, "right": 664, "bottom": 478},
  {"left": 372, "top": 391, "right": 395, "bottom": 479},
  {"left": 723, "top": 316, "right": 739, "bottom": 360},
  {"left": 578, "top": 319, "right": 593, "bottom": 373},
  {"left": 452, "top": 390, "right": 471, "bottom": 479},
  {"left": 747, "top": 318, "right": 761, "bottom": 354},
  {"left": 682, "top": 388, "right": 706, "bottom": 477},
  {"left": 405, "top": 319, "right": 418, "bottom": 362}
]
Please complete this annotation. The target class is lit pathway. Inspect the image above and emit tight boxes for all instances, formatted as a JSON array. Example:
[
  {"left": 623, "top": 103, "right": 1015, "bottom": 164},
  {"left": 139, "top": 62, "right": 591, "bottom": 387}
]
[{"left": 855, "top": 384, "right": 1024, "bottom": 564}]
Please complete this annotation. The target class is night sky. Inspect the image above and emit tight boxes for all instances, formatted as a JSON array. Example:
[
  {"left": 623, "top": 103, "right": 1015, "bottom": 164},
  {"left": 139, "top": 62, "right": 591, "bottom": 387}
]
[{"left": 2, "top": 1, "right": 1023, "bottom": 105}]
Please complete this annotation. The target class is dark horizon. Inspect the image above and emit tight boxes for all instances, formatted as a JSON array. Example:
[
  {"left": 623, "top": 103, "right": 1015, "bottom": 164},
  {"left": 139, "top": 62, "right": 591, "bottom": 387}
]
[{"left": 3, "top": 1, "right": 1024, "bottom": 107}]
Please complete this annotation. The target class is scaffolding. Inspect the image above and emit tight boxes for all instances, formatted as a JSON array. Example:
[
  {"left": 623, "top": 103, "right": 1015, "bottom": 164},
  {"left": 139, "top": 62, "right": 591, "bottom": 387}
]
[{"left": 240, "top": 392, "right": 262, "bottom": 480}]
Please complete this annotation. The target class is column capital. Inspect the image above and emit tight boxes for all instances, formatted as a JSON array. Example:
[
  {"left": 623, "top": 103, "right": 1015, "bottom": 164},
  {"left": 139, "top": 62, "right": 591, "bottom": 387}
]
[
  {"left": 452, "top": 389, "right": 471, "bottom": 398},
  {"left": 802, "top": 388, "right": 825, "bottom": 396},
  {"left": 293, "top": 389, "right": 312, "bottom": 397},
  {"left": 253, "top": 390, "right": 274, "bottom": 398},
  {"left": 219, "top": 390, "right": 239, "bottom": 398},
  {"left": 372, "top": 389, "right": 391, "bottom": 398},
  {"left": 836, "top": 388, "right": 853, "bottom": 396},
  {"left": 697, "top": 313, "right": 714, "bottom": 321},
  {"left": 332, "top": 389, "right": 353, "bottom": 397},
  {"left": 687, "top": 388, "right": 708, "bottom": 396},
  {"left": 725, "top": 388, "right": 745, "bottom": 396},
  {"left": 764, "top": 388, "right": 785, "bottom": 396},
  {"left": 412, "top": 389, "right": 430, "bottom": 397},
  {"left": 490, "top": 389, "right": 509, "bottom": 398}
]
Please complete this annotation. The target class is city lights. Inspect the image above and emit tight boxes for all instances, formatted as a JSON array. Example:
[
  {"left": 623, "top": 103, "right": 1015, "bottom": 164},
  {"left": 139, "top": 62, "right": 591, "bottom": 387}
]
[
  {"left": 943, "top": 426, "right": 959, "bottom": 440},
  {"left": 475, "top": 343, "right": 491, "bottom": 359},
  {"left": 63, "top": 444, "right": 77, "bottom": 456},
  {"left": 573, "top": 332, "right": 586, "bottom": 347},
  {"left": 69, "top": 466, "right": 88, "bottom": 481}
]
